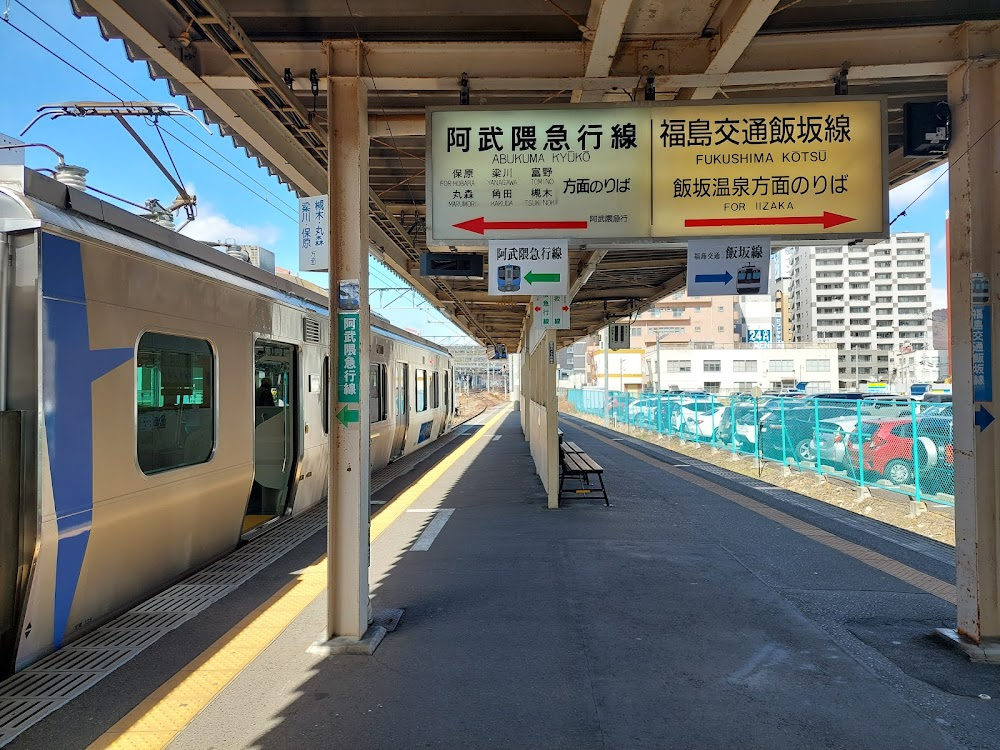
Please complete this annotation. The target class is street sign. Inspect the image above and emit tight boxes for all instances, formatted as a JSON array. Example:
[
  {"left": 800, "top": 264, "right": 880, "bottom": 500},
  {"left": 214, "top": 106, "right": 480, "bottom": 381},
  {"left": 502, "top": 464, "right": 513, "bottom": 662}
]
[
  {"left": 532, "top": 295, "right": 570, "bottom": 330},
  {"left": 298, "top": 194, "right": 329, "bottom": 272},
  {"left": 427, "top": 98, "right": 887, "bottom": 243},
  {"left": 429, "top": 108, "right": 651, "bottom": 242},
  {"left": 686, "top": 237, "right": 771, "bottom": 296},
  {"left": 488, "top": 239, "right": 568, "bottom": 295}
]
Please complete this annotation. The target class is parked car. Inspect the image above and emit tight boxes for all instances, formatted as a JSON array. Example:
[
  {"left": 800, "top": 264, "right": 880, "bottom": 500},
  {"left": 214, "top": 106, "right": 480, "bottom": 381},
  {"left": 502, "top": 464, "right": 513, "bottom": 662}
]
[
  {"left": 671, "top": 399, "right": 727, "bottom": 438},
  {"left": 844, "top": 417, "right": 942, "bottom": 485},
  {"left": 759, "top": 403, "right": 861, "bottom": 462},
  {"left": 811, "top": 416, "right": 861, "bottom": 469},
  {"left": 715, "top": 401, "right": 763, "bottom": 450}
]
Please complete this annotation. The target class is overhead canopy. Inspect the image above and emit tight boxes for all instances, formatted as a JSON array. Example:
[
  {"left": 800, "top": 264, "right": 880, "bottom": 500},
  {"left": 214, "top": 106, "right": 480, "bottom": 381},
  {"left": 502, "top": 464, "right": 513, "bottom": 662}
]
[{"left": 70, "top": 0, "right": 990, "bottom": 348}]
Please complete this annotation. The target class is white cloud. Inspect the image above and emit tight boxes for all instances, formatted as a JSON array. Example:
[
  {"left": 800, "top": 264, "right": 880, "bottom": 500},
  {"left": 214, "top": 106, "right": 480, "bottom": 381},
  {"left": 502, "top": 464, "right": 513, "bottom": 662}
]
[
  {"left": 889, "top": 163, "right": 948, "bottom": 215},
  {"left": 931, "top": 286, "right": 948, "bottom": 311},
  {"left": 179, "top": 203, "right": 281, "bottom": 247}
]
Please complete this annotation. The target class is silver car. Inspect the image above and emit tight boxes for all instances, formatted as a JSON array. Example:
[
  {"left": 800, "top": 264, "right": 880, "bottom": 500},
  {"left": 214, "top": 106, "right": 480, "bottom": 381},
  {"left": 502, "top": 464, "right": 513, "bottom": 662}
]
[{"left": 811, "top": 416, "right": 861, "bottom": 467}]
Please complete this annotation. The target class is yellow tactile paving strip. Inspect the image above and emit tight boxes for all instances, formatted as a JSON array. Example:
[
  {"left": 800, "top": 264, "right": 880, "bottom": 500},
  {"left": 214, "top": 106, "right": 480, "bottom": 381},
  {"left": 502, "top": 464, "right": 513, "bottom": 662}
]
[
  {"left": 572, "top": 422, "right": 958, "bottom": 606},
  {"left": 88, "top": 404, "right": 513, "bottom": 750}
]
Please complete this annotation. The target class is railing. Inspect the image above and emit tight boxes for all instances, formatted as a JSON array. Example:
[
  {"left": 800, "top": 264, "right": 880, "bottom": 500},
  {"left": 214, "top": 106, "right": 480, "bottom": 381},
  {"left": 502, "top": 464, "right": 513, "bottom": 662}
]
[{"left": 563, "top": 390, "right": 955, "bottom": 507}]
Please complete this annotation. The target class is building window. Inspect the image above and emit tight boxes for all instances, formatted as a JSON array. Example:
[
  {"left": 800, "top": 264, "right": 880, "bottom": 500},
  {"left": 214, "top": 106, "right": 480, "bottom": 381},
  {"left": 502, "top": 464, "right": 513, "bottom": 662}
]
[
  {"left": 370, "top": 363, "right": 388, "bottom": 422},
  {"left": 717, "top": 326, "right": 724, "bottom": 332},
  {"left": 735, "top": 381, "right": 755, "bottom": 391},
  {"left": 769, "top": 359, "right": 794, "bottom": 373},
  {"left": 415, "top": 368, "right": 427, "bottom": 412},
  {"left": 631, "top": 327, "right": 642, "bottom": 336},
  {"left": 733, "top": 360, "right": 757, "bottom": 373},
  {"left": 666, "top": 360, "right": 691, "bottom": 373},
  {"left": 704, "top": 360, "right": 721, "bottom": 372},
  {"left": 704, "top": 382, "right": 721, "bottom": 394},
  {"left": 717, "top": 305, "right": 724, "bottom": 312},
  {"left": 805, "top": 359, "right": 830, "bottom": 372},
  {"left": 672, "top": 308, "right": 684, "bottom": 318},
  {"left": 136, "top": 333, "right": 214, "bottom": 475}
]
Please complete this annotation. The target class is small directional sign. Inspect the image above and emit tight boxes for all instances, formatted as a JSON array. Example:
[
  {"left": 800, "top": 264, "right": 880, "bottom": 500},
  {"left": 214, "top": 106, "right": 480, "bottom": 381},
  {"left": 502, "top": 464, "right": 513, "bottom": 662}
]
[
  {"left": 336, "top": 405, "right": 360, "bottom": 427},
  {"left": 533, "top": 295, "right": 570, "bottom": 330},
  {"left": 976, "top": 405, "right": 994, "bottom": 432},
  {"left": 488, "top": 239, "right": 568, "bottom": 296},
  {"left": 686, "top": 237, "right": 771, "bottom": 297}
]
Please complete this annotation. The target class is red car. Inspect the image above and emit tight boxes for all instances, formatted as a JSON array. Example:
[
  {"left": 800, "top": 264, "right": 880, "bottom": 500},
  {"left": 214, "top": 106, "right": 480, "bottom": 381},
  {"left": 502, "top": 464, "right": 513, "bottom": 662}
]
[{"left": 845, "top": 417, "right": 945, "bottom": 485}]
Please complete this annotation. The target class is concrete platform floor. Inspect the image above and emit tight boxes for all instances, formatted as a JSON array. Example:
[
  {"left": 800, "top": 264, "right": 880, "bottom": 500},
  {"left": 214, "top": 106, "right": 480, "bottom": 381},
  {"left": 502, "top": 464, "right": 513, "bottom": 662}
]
[{"left": 9, "top": 406, "right": 1000, "bottom": 750}]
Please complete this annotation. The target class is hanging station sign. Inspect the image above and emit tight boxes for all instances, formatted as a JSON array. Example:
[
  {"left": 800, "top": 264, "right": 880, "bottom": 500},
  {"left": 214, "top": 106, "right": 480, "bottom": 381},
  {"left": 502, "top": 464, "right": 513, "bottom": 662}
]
[{"left": 426, "top": 98, "right": 887, "bottom": 243}]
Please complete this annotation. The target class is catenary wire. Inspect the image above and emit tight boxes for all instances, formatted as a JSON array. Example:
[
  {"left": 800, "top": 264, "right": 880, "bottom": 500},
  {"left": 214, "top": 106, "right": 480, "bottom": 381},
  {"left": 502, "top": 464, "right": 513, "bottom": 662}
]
[{"left": 4, "top": 3, "right": 297, "bottom": 222}]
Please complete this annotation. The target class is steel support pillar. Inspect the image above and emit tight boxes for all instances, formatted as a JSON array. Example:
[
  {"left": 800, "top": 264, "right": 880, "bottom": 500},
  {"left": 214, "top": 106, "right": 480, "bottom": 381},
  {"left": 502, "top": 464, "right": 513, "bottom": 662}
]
[
  {"left": 940, "top": 23, "right": 1000, "bottom": 660},
  {"left": 326, "top": 60, "right": 371, "bottom": 645}
]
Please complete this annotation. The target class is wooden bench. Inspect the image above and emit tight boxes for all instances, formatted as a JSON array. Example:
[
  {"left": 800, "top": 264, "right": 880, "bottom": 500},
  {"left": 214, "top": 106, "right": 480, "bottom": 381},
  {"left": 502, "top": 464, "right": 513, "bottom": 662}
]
[{"left": 559, "top": 440, "right": 609, "bottom": 506}]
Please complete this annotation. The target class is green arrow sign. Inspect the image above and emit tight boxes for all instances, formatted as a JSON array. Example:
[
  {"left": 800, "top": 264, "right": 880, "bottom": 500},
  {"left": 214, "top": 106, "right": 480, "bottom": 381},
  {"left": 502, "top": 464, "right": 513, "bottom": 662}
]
[
  {"left": 336, "top": 405, "right": 360, "bottom": 427},
  {"left": 524, "top": 271, "right": 561, "bottom": 285}
]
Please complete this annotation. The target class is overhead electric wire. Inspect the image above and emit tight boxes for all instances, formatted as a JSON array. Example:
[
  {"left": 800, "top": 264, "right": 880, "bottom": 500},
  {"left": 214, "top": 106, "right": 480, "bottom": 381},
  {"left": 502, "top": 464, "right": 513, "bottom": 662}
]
[
  {"left": 889, "top": 113, "right": 1000, "bottom": 226},
  {"left": 5, "top": 1, "right": 297, "bottom": 222}
]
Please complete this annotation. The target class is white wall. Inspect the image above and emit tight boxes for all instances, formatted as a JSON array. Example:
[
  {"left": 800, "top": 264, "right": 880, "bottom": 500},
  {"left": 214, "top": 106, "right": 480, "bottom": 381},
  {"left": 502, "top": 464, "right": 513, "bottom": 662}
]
[{"left": 645, "top": 346, "right": 839, "bottom": 394}]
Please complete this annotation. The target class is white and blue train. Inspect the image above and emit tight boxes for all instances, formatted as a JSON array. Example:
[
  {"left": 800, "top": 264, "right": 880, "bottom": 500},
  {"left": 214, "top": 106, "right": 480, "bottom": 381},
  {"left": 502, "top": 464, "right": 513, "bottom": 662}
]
[{"left": 0, "top": 163, "right": 454, "bottom": 675}]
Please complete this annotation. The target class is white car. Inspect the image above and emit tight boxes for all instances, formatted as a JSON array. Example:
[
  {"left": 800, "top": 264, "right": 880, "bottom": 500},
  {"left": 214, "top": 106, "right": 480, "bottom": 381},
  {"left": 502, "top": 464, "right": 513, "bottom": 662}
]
[{"left": 671, "top": 399, "right": 727, "bottom": 438}]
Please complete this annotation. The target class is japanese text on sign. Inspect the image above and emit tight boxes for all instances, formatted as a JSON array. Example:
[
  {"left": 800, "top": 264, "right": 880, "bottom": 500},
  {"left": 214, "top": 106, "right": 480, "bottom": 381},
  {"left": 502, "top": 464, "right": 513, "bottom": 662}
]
[
  {"left": 428, "top": 98, "right": 886, "bottom": 242},
  {"left": 299, "top": 194, "right": 329, "bottom": 272},
  {"left": 337, "top": 313, "right": 361, "bottom": 403},
  {"left": 973, "top": 305, "right": 993, "bottom": 402}
]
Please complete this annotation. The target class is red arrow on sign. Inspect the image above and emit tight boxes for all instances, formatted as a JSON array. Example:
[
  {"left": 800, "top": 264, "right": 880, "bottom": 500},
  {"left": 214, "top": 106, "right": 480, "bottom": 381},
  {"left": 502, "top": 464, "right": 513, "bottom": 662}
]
[
  {"left": 562, "top": 306, "right": 569, "bottom": 311},
  {"left": 454, "top": 216, "right": 589, "bottom": 235},
  {"left": 684, "top": 211, "right": 855, "bottom": 230},
  {"left": 534, "top": 306, "right": 541, "bottom": 312}
]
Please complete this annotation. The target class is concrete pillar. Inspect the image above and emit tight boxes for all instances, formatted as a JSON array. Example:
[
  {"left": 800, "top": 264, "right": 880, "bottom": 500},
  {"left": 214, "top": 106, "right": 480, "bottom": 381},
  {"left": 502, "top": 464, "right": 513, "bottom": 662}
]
[
  {"left": 326, "top": 53, "right": 371, "bottom": 642},
  {"left": 947, "top": 23, "right": 1000, "bottom": 652}
]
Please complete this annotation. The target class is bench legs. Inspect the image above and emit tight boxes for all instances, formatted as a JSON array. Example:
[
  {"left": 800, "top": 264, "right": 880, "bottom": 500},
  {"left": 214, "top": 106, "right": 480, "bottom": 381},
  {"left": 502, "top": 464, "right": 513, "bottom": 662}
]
[{"left": 559, "top": 470, "right": 610, "bottom": 506}]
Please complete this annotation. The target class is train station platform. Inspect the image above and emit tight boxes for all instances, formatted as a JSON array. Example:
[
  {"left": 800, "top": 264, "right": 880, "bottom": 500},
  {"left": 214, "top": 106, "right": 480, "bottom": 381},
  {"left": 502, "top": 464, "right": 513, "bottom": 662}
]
[{"left": 5, "top": 404, "right": 1000, "bottom": 750}]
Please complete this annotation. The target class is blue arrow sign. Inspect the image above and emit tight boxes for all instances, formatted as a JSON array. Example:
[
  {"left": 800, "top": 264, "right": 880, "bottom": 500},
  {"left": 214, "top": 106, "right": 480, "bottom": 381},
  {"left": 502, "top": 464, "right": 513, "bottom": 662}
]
[
  {"left": 694, "top": 270, "right": 733, "bottom": 285},
  {"left": 976, "top": 405, "right": 994, "bottom": 432}
]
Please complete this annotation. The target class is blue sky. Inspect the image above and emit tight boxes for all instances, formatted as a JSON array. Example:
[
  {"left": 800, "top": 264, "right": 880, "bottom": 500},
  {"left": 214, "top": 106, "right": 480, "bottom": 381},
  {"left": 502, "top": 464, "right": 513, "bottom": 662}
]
[
  {"left": 0, "top": 0, "right": 475, "bottom": 342},
  {"left": 0, "top": 0, "right": 951, "bottom": 338}
]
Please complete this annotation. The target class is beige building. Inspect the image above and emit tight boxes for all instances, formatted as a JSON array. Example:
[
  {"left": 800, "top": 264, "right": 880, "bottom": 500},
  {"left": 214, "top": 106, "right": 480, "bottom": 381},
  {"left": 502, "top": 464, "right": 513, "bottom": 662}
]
[{"left": 627, "top": 292, "right": 743, "bottom": 348}]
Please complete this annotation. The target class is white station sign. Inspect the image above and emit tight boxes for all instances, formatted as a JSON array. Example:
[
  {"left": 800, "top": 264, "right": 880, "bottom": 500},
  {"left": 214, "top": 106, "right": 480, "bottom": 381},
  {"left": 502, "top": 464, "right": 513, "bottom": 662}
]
[
  {"left": 488, "top": 239, "right": 569, "bottom": 296},
  {"left": 532, "top": 295, "right": 570, "bottom": 330},
  {"left": 686, "top": 237, "right": 771, "bottom": 296}
]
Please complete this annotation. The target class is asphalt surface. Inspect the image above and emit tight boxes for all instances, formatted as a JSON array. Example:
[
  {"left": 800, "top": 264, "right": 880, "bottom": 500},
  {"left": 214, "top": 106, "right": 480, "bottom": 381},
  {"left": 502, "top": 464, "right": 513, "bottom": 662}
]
[{"left": 11, "top": 406, "right": 1000, "bottom": 749}]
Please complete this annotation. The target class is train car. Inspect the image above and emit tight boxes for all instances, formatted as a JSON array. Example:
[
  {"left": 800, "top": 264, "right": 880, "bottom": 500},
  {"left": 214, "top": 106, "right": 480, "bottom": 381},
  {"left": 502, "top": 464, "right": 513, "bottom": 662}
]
[{"left": 0, "top": 165, "right": 454, "bottom": 676}]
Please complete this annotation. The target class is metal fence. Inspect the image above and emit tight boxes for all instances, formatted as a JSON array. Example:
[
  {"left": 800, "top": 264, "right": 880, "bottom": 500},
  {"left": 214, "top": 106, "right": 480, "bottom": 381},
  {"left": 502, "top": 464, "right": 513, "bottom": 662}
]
[{"left": 563, "top": 389, "right": 955, "bottom": 507}]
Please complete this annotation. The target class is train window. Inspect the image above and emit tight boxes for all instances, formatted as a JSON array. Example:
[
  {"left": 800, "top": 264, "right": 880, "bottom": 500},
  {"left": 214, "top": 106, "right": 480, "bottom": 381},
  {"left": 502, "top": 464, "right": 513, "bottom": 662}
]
[
  {"left": 415, "top": 369, "right": 427, "bottom": 412},
  {"left": 370, "top": 363, "right": 387, "bottom": 422},
  {"left": 431, "top": 372, "right": 440, "bottom": 409},
  {"left": 136, "top": 333, "right": 214, "bottom": 475}
]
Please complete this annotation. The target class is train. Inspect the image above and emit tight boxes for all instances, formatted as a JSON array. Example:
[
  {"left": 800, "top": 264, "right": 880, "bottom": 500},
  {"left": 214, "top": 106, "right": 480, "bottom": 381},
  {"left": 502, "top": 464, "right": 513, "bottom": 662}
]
[{"left": 0, "top": 163, "right": 455, "bottom": 676}]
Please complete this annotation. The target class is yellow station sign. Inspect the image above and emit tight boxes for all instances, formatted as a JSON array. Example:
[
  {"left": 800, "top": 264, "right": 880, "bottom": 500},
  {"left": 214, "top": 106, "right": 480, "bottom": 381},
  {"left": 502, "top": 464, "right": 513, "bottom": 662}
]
[
  {"left": 426, "top": 97, "right": 887, "bottom": 243},
  {"left": 650, "top": 99, "right": 886, "bottom": 238}
]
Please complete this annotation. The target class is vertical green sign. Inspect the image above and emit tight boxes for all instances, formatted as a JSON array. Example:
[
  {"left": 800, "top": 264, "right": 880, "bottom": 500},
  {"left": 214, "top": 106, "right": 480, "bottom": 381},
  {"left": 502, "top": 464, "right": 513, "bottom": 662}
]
[{"left": 337, "top": 312, "right": 360, "bottom": 404}]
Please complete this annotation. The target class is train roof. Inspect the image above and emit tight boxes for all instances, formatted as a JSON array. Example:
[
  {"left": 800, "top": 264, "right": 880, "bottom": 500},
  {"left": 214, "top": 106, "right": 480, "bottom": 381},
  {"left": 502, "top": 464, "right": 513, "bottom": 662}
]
[{"left": 0, "top": 166, "right": 450, "bottom": 358}]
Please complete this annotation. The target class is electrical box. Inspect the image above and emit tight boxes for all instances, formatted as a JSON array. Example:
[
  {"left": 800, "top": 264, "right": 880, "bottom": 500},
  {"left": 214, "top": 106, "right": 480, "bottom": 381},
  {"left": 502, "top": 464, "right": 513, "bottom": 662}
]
[
  {"left": 609, "top": 324, "right": 630, "bottom": 350},
  {"left": 903, "top": 102, "right": 951, "bottom": 157},
  {"left": 419, "top": 252, "right": 484, "bottom": 279}
]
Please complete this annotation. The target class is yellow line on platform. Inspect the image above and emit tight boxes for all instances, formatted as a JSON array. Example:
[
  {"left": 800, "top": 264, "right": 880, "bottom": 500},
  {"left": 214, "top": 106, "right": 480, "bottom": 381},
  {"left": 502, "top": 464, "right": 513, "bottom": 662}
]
[
  {"left": 88, "top": 404, "right": 513, "bottom": 750},
  {"left": 571, "top": 421, "right": 958, "bottom": 606}
]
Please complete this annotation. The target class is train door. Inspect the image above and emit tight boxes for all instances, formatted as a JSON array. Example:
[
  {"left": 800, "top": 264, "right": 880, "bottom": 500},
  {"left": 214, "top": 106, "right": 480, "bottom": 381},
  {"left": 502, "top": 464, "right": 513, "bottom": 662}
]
[
  {"left": 442, "top": 370, "right": 450, "bottom": 434},
  {"left": 391, "top": 362, "right": 408, "bottom": 460},
  {"left": 245, "top": 341, "right": 297, "bottom": 534}
]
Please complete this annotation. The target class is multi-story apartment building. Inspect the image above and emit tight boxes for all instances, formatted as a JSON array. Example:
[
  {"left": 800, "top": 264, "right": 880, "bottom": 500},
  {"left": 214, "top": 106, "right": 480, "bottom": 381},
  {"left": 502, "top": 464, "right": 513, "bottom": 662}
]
[{"left": 785, "top": 234, "right": 934, "bottom": 387}]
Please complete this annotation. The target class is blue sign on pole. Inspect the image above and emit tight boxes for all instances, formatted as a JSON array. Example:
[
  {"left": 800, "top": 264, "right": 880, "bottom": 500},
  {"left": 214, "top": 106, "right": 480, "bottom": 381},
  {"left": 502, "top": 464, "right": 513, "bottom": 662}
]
[
  {"left": 973, "top": 304, "right": 993, "bottom": 402},
  {"left": 747, "top": 329, "right": 771, "bottom": 344}
]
